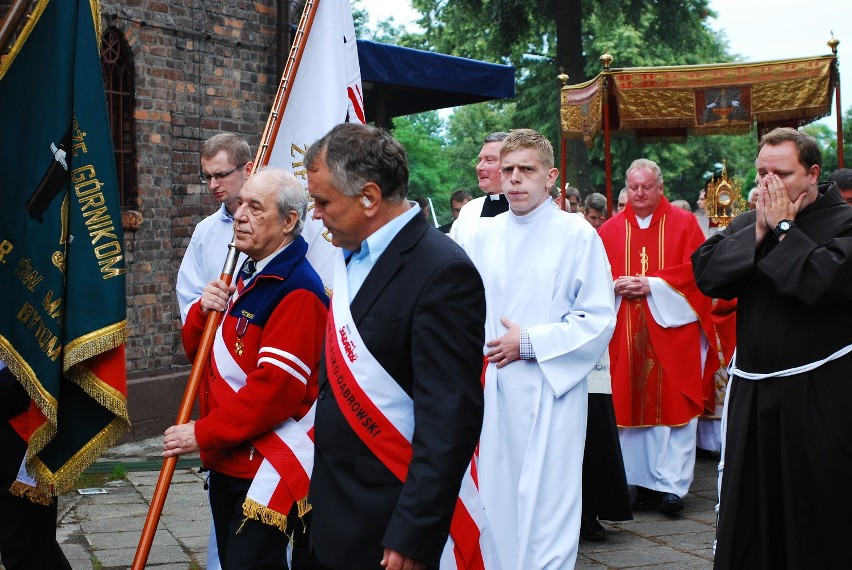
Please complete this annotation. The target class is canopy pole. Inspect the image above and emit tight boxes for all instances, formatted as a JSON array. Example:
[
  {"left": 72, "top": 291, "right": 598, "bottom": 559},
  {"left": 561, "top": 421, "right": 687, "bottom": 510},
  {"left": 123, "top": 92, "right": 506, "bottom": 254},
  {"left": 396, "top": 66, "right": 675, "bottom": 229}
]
[
  {"left": 558, "top": 70, "right": 570, "bottom": 210},
  {"left": 601, "top": 54, "right": 614, "bottom": 216},
  {"left": 829, "top": 36, "right": 843, "bottom": 169}
]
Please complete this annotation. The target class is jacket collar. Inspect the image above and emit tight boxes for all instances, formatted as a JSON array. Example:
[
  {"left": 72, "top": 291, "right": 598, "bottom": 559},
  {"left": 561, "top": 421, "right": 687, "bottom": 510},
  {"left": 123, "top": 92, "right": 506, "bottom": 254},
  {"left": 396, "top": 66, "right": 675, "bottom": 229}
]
[{"left": 349, "top": 213, "right": 429, "bottom": 322}]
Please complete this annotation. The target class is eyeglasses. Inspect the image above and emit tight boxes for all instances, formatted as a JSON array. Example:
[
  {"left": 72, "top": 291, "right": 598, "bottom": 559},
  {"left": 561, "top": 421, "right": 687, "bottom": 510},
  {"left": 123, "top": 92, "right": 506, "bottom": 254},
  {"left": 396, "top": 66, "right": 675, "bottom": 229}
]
[{"left": 199, "top": 163, "right": 246, "bottom": 184}]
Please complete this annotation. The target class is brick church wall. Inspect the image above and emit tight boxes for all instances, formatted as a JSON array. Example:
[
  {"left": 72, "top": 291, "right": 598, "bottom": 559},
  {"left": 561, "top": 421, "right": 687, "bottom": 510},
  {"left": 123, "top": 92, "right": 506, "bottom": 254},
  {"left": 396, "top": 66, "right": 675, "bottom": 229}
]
[{"left": 98, "top": 1, "right": 280, "bottom": 437}]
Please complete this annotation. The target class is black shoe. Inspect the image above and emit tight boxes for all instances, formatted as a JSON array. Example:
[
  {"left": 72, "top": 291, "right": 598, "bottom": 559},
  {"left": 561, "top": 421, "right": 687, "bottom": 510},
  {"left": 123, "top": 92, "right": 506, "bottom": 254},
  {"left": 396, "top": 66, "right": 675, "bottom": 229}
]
[
  {"left": 658, "top": 493, "right": 684, "bottom": 515},
  {"left": 580, "top": 516, "right": 606, "bottom": 541},
  {"left": 631, "top": 487, "right": 663, "bottom": 511}
]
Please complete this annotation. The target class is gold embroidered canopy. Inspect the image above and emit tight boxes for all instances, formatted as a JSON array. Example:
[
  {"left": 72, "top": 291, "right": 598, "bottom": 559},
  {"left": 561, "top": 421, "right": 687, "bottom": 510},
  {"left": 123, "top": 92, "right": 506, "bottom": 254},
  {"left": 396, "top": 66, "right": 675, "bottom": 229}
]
[
  {"left": 561, "top": 55, "right": 837, "bottom": 145},
  {"left": 558, "top": 46, "right": 842, "bottom": 213}
]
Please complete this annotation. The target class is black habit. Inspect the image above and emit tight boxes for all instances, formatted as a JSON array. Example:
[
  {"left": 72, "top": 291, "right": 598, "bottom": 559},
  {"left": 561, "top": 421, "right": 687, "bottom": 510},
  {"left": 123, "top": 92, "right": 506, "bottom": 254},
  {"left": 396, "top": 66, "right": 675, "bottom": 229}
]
[{"left": 692, "top": 182, "right": 852, "bottom": 569}]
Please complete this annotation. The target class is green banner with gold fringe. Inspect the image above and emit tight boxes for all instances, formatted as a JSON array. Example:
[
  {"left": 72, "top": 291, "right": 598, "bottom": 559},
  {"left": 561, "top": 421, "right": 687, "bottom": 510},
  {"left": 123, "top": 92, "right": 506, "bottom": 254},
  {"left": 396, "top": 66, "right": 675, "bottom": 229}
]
[{"left": 0, "top": 0, "right": 129, "bottom": 497}]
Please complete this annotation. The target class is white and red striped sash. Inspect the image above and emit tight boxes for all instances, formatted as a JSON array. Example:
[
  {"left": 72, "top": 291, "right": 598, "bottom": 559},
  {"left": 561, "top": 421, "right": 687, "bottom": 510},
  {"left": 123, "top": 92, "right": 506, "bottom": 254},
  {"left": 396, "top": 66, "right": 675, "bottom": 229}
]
[
  {"left": 208, "top": 300, "right": 315, "bottom": 532},
  {"left": 326, "top": 253, "right": 499, "bottom": 569}
]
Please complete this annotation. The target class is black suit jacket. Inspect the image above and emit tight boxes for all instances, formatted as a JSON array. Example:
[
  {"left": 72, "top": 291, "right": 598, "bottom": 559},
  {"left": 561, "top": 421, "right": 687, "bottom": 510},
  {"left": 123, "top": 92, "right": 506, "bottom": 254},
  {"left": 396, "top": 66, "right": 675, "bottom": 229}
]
[{"left": 309, "top": 212, "right": 486, "bottom": 569}]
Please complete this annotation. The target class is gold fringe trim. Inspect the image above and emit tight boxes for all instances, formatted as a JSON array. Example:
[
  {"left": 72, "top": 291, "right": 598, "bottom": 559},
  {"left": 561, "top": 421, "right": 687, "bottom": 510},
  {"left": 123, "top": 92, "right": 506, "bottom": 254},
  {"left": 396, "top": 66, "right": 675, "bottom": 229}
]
[
  {"left": 89, "top": 0, "right": 102, "bottom": 50},
  {"left": 66, "top": 362, "right": 130, "bottom": 422},
  {"left": 0, "top": 337, "right": 59, "bottom": 425},
  {"left": 242, "top": 498, "right": 289, "bottom": 533},
  {"left": 28, "top": 415, "right": 129, "bottom": 495},
  {"left": 296, "top": 496, "right": 312, "bottom": 518},
  {"left": 1, "top": 337, "right": 130, "bottom": 495},
  {"left": 9, "top": 479, "right": 52, "bottom": 506},
  {"left": 25, "top": 418, "right": 56, "bottom": 465},
  {"left": 63, "top": 321, "right": 127, "bottom": 371}
]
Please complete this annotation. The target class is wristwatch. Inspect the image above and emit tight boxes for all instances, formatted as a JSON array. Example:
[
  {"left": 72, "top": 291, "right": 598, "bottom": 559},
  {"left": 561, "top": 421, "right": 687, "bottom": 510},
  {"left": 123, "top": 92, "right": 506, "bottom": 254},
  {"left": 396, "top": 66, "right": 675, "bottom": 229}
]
[{"left": 772, "top": 219, "right": 796, "bottom": 238}]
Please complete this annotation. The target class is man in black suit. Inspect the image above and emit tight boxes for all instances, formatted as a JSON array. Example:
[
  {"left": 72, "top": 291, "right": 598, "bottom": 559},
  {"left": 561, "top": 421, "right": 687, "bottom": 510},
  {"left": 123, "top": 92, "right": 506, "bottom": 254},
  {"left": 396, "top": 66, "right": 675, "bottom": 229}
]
[{"left": 306, "top": 123, "right": 486, "bottom": 570}]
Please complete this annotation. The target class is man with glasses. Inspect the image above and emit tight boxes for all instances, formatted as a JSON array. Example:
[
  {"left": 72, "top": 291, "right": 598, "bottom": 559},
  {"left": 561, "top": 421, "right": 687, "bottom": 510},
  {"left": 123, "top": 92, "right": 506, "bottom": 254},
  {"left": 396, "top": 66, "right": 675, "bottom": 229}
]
[
  {"left": 177, "top": 133, "right": 253, "bottom": 323},
  {"left": 565, "top": 185, "right": 581, "bottom": 213},
  {"left": 175, "top": 133, "right": 252, "bottom": 569}
]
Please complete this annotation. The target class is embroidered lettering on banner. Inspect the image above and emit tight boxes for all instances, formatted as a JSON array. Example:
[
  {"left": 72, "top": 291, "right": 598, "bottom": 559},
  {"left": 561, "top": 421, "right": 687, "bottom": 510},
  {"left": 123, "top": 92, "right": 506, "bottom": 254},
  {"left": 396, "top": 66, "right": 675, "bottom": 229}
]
[{"left": 339, "top": 325, "right": 358, "bottom": 362}]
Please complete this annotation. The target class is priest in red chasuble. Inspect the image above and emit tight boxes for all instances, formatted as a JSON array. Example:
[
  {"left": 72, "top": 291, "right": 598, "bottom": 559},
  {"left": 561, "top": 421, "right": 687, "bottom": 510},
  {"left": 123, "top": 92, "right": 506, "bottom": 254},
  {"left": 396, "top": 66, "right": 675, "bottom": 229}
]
[{"left": 598, "top": 158, "right": 715, "bottom": 515}]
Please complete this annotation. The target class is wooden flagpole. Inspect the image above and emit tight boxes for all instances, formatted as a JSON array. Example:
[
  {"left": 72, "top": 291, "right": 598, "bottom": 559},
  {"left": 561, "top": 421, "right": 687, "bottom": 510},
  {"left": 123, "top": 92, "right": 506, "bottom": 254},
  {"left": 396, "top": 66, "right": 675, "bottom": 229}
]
[
  {"left": 0, "top": 0, "right": 31, "bottom": 57},
  {"left": 131, "top": 241, "right": 240, "bottom": 570},
  {"left": 132, "top": 2, "right": 323, "bottom": 566},
  {"left": 254, "top": 0, "right": 322, "bottom": 168}
]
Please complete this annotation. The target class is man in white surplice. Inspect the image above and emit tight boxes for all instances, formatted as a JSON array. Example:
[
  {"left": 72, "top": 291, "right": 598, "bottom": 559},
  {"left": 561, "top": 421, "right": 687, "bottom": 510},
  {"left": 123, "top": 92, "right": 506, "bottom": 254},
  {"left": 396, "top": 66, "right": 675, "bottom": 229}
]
[{"left": 462, "top": 129, "right": 616, "bottom": 569}]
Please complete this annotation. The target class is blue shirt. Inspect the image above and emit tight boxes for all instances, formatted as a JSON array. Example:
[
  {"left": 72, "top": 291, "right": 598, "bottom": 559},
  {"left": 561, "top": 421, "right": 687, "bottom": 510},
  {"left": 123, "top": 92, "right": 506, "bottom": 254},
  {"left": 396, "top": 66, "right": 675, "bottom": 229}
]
[{"left": 347, "top": 202, "right": 420, "bottom": 302}]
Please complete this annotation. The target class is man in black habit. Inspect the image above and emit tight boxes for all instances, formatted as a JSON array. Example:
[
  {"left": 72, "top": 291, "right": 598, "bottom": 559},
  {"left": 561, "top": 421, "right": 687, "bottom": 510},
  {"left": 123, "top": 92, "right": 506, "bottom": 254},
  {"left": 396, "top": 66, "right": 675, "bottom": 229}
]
[{"left": 692, "top": 127, "right": 852, "bottom": 569}]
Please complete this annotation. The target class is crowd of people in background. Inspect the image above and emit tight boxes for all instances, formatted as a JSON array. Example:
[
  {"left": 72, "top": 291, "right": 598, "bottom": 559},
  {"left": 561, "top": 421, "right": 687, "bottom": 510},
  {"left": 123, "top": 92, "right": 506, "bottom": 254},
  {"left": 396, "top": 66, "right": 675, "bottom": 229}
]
[{"left": 4, "top": 121, "right": 851, "bottom": 570}]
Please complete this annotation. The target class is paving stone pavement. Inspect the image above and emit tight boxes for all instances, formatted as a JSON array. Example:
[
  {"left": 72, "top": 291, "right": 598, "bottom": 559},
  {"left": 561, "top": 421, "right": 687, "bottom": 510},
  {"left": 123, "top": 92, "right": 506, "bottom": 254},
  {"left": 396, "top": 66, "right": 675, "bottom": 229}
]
[{"left": 49, "top": 437, "right": 719, "bottom": 569}]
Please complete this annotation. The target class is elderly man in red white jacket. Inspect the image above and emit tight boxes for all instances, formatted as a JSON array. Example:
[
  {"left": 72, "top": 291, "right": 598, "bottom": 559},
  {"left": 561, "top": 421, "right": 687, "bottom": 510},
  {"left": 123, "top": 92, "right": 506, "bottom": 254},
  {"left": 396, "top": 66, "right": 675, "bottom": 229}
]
[{"left": 164, "top": 167, "right": 328, "bottom": 569}]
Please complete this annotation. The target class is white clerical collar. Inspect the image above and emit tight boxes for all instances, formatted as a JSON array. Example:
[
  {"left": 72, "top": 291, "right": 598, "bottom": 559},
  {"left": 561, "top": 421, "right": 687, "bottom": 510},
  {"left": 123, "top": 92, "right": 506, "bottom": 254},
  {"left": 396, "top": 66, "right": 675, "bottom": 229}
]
[
  {"left": 635, "top": 213, "right": 653, "bottom": 229},
  {"left": 487, "top": 193, "right": 503, "bottom": 200},
  {"left": 509, "top": 197, "right": 553, "bottom": 224}
]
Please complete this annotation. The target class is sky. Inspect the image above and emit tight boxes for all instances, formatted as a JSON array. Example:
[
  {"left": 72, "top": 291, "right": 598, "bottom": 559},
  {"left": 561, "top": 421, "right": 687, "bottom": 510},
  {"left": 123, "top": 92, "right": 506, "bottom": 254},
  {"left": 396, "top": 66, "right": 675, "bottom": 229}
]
[{"left": 358, "top": 0, "right": 851, "bottom": 129}]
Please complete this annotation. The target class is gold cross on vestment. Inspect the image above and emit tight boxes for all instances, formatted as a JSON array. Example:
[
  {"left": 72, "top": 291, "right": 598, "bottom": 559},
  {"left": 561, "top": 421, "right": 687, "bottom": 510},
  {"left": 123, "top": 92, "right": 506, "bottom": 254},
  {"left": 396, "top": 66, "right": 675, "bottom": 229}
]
[{"left": 638, "top": 246, "right": 649, "bottom": 276}]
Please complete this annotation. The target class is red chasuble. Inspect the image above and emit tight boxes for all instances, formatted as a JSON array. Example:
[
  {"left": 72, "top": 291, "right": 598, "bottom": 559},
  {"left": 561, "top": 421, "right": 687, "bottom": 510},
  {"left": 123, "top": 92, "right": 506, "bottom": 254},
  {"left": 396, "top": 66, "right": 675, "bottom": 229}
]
[{"left": 599, "top": 198, "right": 715, "bottom": 427}]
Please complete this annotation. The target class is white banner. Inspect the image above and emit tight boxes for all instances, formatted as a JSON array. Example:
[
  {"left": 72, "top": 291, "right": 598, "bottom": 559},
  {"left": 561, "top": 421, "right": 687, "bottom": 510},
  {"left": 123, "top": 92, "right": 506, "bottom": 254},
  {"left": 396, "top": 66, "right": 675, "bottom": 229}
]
[{"left": 265, "top": 0, "right": 363, "bottom": 290}]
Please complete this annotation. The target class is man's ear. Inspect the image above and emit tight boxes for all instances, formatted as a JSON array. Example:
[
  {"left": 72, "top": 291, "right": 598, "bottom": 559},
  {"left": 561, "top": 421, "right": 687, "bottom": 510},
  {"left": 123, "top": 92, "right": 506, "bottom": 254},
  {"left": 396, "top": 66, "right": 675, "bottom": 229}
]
[
  {"left": 361, "top": 182, "right": 381, "bottom": 215},
  {"left": 281, "top": 210, "right": 299, "bottom": 235},
  {"left": 808, "top": 164, "right": 820, "bottom": 185},
  {"left": 547, "top": 167, "right": 559, "bottom": 188}
]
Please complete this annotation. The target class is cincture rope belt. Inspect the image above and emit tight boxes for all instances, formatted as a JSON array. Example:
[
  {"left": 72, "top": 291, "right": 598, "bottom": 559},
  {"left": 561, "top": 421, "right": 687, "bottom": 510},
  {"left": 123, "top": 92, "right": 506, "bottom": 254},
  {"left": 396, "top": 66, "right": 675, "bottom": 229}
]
[{"left": 728, "top": 343, "right": 852, "bottom": 380}]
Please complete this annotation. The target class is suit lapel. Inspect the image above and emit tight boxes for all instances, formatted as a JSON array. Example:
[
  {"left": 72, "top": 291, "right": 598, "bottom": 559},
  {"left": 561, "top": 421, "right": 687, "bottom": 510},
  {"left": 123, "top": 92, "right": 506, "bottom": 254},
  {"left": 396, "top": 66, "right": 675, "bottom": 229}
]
[{"left": 350, "top": 213, "right": 429, "bottom": 323}]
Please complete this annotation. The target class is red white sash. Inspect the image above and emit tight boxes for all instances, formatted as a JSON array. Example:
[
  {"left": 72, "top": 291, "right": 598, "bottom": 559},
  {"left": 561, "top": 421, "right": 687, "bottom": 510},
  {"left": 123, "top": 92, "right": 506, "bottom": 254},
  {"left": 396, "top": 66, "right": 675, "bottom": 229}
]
[
  {"left": 327, "top": 252, "right": 499, "bottom": 569},
  {"left": 207, "top": 308, "right": 315, "bottom": 532}
]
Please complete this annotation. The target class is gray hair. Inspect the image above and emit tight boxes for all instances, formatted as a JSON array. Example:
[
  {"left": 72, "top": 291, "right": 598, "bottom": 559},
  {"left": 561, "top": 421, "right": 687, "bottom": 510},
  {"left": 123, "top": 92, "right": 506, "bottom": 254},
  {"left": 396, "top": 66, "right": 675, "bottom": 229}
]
[
  {"left": 747, "top": 187, "right": 759, "bottom": 202},
  {"left": 253, "top": 166, "right": 307, "bottom": 236},
  {"left": 585, "top": 192, "right": 607, "bottom": 213},
  {"left": 484, "top": 131, "right": 509, "bottom": 144},
  {"left": 671, "top": 199, "right": 691, "bottom": 212},
  {"left": 305, "top": 123, "right": 409, "bottom": 202},
  {"left": 626, "top": 158, "right": 664, "bottom": 186}
]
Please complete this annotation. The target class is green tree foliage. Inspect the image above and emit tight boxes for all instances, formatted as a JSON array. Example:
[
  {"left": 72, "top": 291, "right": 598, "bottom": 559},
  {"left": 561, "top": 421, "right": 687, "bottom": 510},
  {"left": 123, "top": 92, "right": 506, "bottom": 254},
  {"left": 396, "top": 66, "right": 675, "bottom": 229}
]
[
  {"left": 356, "top": 0, "right": 845, "bottom": 212},
  {"left": 391, "top": 112, "right": 455, "bottom": 223},
  {"left": 406, "top": 0, "right": 735, "bottom": 201}
]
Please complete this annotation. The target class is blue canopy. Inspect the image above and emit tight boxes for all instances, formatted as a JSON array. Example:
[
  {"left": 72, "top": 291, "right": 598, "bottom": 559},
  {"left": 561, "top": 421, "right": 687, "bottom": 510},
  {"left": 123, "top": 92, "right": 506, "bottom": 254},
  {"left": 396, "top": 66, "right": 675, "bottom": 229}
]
[{"left": 357, "top": 40, "right": 515, "bottom": 125}]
